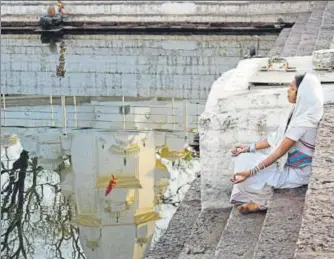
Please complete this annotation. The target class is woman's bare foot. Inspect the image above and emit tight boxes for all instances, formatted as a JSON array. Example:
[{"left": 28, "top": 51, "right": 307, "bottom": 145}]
[{"left": 237, "top": 202, "right": 266, "bottom": 214}]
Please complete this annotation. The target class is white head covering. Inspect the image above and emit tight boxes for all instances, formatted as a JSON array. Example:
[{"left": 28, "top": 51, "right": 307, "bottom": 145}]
[
  {"left": 288, "top": 72, "right": 324, "bottom": 129},
  {"left": 268, "top": 73, "right": 324, "bottom": 169}
]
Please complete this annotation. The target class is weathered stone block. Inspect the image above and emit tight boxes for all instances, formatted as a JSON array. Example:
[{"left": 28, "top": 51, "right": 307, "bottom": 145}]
[
  {"left": 312, "top": 49, "right": 334, "bottom": 70},
  {"left": 294, "top": 105, "right": 334, "bottom": 258}
]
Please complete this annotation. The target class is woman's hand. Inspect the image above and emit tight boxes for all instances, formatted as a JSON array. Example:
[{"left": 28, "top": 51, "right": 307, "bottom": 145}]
[
  {"left": 231, "top": 171, "right": 251, "bottom": 184},
  {"left": 231, "top": 144, "right": 249, "bottom": 157}
]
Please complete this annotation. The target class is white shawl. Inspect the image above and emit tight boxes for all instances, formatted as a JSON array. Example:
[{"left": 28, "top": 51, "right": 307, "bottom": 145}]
[{"left": 268, "top": 73, "right": 324, "bottom": 169}]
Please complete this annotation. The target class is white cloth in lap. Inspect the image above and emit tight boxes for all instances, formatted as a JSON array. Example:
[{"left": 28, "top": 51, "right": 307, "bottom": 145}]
[
  {"left": 230, "top": 148, "right": 312, "bottom": 207},
  {"left": 230, "top": 73, "right": 323, "bottom": 207}
]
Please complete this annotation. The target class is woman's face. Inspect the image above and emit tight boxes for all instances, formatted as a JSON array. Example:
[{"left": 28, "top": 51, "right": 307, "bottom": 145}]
[{"left": 287, "top": 79, "right": 298, "bottom": 103}]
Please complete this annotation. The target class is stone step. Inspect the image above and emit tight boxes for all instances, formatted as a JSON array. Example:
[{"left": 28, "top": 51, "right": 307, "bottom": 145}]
[
  {"left": 178, "top": 208, "right": 230, "bottom": 259},
  {"left": 269, "top": 28, "right": 291, "bottom": 57},
  {"left": 281, "top": 13, "right": 310, "bottom": 57},
  {"left": 296, "top": 2, "right": 328, "bottom": 56},
  {"left": 215, "top": 207, "right": 266, "bottom": 259},
  {"left": 252, "top": 186, "right": 307, "bottom": 259},
  {"left": 146, "top": 177, "right": 201, "bottom": 259}
]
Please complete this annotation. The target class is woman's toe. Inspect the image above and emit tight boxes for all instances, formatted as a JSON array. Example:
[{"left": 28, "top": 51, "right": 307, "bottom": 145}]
[{"left": 237, "top": 204, "right": 249, "bottom": 214}]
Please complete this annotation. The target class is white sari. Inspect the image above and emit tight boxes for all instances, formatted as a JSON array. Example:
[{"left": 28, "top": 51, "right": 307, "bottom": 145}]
[{"left": 230, "top": 73, "right": 324, "bottom": 207}]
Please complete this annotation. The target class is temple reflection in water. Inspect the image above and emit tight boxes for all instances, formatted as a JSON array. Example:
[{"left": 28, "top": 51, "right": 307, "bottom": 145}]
[
  {"left": 1, "top": 114, "right": 199, "bottom": 258},
  {"left": 70, "top": 130, "right": 158, "bottom": 259}
]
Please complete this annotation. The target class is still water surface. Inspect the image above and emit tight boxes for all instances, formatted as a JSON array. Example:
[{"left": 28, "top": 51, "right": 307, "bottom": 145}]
[{"left": 1, "top": 33, "right": 276, "bottom": 259}]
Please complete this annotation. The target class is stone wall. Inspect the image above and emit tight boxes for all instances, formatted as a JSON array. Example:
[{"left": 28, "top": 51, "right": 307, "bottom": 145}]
[
  {"left": 1, "top": 1, "right": 315, "bottom": 24},
  {"left": 294, "top": 104, "right": 334, "bottom": 259},
  {"left": 1, "top": 34, "right": 277, "bottom": 98}
]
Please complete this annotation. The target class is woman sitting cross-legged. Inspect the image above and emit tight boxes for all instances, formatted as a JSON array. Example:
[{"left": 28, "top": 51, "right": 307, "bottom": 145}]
[{"left": 230, "top": 73, "right": 324, "bottom": 214}]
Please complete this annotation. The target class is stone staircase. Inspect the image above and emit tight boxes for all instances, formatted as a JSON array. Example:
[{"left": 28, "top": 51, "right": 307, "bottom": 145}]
[
  {"left": 281, "top": 13, "right": 311, "bottom": 57},
  {"left": 314, "top": 1, "right": 334, "bottom": 51},
  {"left": 268, "top": 28, "right": 292, "bottom": 57},
  {"left": 147, "top": 104, "right": 334, "bottom": 259},
  {"left": 146, "top": 185, "right": 307, "bottom": 259},
  {"left": 296, "top": 1, "right": 328, "bottom": 56},
  {"left": 271, "top": 1, "right": 334, "bottom": 57}
]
